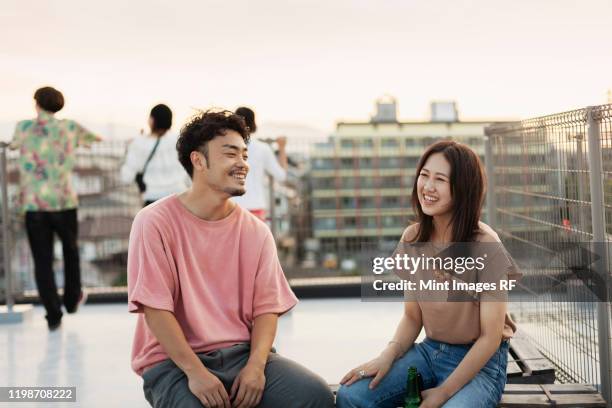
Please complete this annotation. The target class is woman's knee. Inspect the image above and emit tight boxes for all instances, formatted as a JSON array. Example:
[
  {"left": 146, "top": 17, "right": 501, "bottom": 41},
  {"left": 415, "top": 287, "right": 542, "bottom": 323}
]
[
  {"left": 336, "top": 383, "right": 370, "bottom": 408},
  {"left": 441, "top": 376, "right": 500, "bottom": 408}
]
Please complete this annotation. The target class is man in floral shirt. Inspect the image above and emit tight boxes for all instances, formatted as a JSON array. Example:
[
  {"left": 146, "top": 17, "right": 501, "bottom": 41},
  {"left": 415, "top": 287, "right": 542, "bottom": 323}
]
[{"left": 10, "top": 86, "right": 102, "bottom": 330}]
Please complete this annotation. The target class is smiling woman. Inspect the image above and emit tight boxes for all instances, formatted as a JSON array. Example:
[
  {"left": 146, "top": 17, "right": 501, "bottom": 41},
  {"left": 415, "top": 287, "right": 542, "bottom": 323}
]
[{"left": 337, "top": 140, "right": 521, "bottom": 408}]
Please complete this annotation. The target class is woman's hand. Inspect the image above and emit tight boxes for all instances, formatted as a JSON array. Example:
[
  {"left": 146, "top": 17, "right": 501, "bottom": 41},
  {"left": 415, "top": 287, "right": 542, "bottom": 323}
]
[
  {"left": 420, "top": 387, "right": 451, "bottom": 408},
  {"left": 339, "top": 348, "right": 397, "bottom": 389}
]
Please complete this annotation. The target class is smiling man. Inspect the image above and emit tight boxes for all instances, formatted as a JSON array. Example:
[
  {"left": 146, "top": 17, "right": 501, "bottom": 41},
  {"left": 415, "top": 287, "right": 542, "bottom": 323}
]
[{"left": 127, "top": 110, "right": 333, "bottom": 408}]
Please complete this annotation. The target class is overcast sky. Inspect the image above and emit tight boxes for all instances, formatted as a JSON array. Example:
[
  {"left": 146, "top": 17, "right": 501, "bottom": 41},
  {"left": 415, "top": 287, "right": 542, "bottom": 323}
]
[{"left": 1, "top": 0, "right": 611, "bottom": 134}]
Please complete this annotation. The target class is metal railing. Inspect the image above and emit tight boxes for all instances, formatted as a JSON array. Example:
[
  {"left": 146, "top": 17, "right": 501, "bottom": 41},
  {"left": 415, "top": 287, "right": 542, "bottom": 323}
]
[
  {"left": 0, "top": 142, "right": 14, "bottom": 311},
  {"left": 485, "top": 104, "right": 612, "bottom": 402},
  {"left": 0, "top": 140, "right": 143, "bottom": 295}
]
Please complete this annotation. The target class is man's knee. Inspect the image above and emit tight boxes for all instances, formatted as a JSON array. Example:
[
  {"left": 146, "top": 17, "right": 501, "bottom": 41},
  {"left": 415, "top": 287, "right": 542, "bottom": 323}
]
[
  {"left": 143, "top": 363, "right": 203, "bottom": 408},
  {"left": 262, "top": 356, "right": 334, "bottom": 408},
  {"left": 272, "top": 371, "right": 334, "bottom": 408},
  {"left": 297, "top": 375, "right": 334, "bottom": 407}
]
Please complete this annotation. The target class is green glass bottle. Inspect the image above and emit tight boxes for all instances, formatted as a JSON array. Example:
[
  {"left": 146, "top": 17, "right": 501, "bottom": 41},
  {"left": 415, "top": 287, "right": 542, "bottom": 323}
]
[{"left": 404, "top": 366, "right": 421, "bottom": 408}]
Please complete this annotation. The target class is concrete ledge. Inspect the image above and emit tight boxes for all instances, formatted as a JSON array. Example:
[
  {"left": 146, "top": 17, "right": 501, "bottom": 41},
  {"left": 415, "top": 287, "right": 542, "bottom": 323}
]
[
  {"left": 0, "top": 304, "right": 34, "bottom": 324},
  {"left": 12, "top": 279, "right": 363, "bottom": 305}
]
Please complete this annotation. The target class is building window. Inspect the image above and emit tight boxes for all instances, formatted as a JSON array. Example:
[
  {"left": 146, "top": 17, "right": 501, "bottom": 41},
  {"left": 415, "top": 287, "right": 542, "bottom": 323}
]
[
  {"left": 423, "top": 137, "right": 440, "bottom": 146},
  {"left": 402, "top": 157, "right": 418, "bottom": 168},
  {"left": 382, "top": 196, "right": 400, "bottom": 208},
  {"left": 344, "top": 217, "right": 357, "bottom": 228},
  {"left": 381, "top": 176, "right": 400, "bottom": 188},
  {"left": 358, "top": 197, "right": 375, "bottom": 208},
  {"left": 314, "top": 177, "right": 335, "bottom": 189},
  {"left": 381, "top": 138, "right": 399, "bottom": 148},
  {"left": 341, "top": 178, "right": 356, "bottom": 189},
  {"left": 358, "top": 158, "right": 372, "bottom": 168},
  {"left": 314, "top": 198, "right": 336, "bottom": 209},
  {"left": 312, "top": 158, "right": 334, "bottom": 169},
  {"left": 362, "top": 217, "right": 378, "bottom": 228},
  {"left": 380, "top": 157, "right": 401, "bottom": 168},
  {"left": 341, "top": 197, "right": 356, "bottom": 208},
  {"left": 360, "top": 176, "right": 375, "bottom": 188},
  {"left": 341, "top": 158, "right": 354, "bottom": 168},
  {"left": 358, "top": 139, "right": 374, "bottom": 148},
  {"left": 340, "top": 139, "right": 354, "bottom": 148},
  {"left": 382, "top": 216, "right": 400, "bottom": 227},
  {"left": 405, "top": 139, "right": 417, "bottom": 147},
  {"left": 315, "top": 218, "right": 337, "bottom": 230}
]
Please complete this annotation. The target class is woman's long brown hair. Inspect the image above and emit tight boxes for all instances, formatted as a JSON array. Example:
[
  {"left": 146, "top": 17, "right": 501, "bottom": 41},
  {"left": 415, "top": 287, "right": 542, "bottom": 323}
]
[{"left": 409, "top": 140, "right": 486, "bottom": 243}]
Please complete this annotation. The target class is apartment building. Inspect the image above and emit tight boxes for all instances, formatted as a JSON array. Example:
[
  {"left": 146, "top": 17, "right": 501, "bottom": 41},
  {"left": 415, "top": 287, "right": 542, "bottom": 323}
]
[{"left": 309, "top": 97, "right": 496, "bottom": 254}]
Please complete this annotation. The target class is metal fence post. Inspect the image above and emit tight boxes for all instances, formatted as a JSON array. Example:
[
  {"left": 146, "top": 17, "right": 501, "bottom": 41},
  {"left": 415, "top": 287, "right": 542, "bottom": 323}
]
[
  {"left": 0, "top": 143, "right": 14, "bottom": 311},
  {"left": 575, "top": 135, "right": 588, "bottom": 232},
  {"left": 268, "top": 174, "right": 277, "bottom": 239},
  {"left": 484, "top": 132, "right": 496, "bottom": 229},
  {"left": 586, "top": 106, "right": 612, "bottom": 403}
]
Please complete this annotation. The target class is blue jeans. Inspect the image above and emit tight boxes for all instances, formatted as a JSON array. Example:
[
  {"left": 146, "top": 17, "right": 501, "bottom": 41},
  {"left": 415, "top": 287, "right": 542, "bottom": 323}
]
[{"left": 336, "top": 338, "right": 508, "bottom": 408}]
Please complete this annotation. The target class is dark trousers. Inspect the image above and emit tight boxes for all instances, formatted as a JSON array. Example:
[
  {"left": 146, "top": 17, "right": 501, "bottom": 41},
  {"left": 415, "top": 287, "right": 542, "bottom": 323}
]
[
  {"left": 25, "top": 209, "right": 81, "bottom": 323},
  {"left": 143, "top": 344, "right": 334, "bottom": 408}
]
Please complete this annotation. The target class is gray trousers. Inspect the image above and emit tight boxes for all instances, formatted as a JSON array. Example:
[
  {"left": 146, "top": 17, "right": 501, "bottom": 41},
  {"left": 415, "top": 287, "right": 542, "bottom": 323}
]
[{"left": 142, "top": 343, "right": 334, "bottom": 408}]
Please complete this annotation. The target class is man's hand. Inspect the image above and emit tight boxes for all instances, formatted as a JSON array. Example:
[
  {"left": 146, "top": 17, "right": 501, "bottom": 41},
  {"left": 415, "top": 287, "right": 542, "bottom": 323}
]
[
  {"left": 187, "top": 367, "right": 231, "bottom": 408},
  {"left": 230, "top": 362, "right": 266, "bottom": 408},
  {"left": 420, "top": 386, "right": 451, "bottom": 408}
]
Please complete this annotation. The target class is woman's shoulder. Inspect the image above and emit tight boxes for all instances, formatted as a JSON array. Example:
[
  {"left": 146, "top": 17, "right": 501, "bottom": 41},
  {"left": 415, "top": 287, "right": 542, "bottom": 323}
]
[
  {"left": 129, "top": 134, "right": 163, "bottom": 151},
  {"left": 475, "top": 221, "right": 501, "bottom": 243},
  {"left": 401, "top": 223, "right": 420, "bottom": 242},
  {"left": 162, "top": 131, "right": 178, "bottom": 141},
  {"left": 128, "top": 134, "right": 151, "bottom": 146}
]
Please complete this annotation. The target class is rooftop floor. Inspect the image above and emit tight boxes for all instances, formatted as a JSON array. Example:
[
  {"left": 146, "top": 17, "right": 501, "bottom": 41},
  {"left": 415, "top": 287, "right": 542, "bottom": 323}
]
[{"left": 1, "top": 299, "right": 412, "bottom": 408}]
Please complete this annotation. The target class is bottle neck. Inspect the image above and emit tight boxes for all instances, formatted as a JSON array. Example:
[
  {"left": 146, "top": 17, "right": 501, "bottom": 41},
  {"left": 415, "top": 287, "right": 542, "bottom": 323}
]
[{"left": 404, "top": 370, "right": 421, "bottom": 407}]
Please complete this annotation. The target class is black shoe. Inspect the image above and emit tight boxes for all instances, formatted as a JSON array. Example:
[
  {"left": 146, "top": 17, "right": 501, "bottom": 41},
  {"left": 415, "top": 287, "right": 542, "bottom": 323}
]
[
  {"left": 47, "top": 317, "right": 62, "bottom": 331},
  {"left": 66, "top": 290, "right": 87, "bottom": 314}
]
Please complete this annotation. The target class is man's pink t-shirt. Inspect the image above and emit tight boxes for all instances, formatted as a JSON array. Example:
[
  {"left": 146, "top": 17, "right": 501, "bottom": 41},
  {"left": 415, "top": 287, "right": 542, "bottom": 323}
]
[{"left": 127, "top": 195, "right": 298, "bottom": 376}]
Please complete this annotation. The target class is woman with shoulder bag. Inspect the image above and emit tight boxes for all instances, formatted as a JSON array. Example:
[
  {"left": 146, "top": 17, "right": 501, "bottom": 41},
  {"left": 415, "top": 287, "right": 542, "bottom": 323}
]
[{"left": 121, "top": 104, "right": 189, "bottom": 206}]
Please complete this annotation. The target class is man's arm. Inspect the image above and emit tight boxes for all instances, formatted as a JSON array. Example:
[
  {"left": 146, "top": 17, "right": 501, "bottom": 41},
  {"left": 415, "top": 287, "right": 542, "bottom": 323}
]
[
  {"left": 143, "top": 306, "right": 230, "bottom": 408},
  {"left": 73, "top": 121, "right": 102, "bottom": 146},
  {"left": 248, "top": 313, "right": 278, "bottom": 367},
  {"left": 264, "top": 140, "right": 287, "bottom": 182},
  {"left": 275, "top": 137, "right": 288, "bottom": 170},
  {"left": 230, "top": 313, "right": 278, "bottom": 408},
  {"left": 8, "top": 123, "right": 23, "bottom": 151}
]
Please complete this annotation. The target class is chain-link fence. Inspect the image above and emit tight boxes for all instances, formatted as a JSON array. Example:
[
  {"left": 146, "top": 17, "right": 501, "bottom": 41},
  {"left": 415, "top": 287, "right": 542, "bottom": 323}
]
[
  {"left": 485, "top": 104, "right": 611, "bottom": 400},
  {"left": 0, "top": 140, "right": 142, "bottom": 295}
]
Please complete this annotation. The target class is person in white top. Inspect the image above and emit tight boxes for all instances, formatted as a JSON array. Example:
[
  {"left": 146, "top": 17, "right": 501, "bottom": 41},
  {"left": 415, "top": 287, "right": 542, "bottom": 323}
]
[
  {"left": 232, "top": 107, "right": 288, "bottom": 220},
  {"left": 121, "top": 104, "right": 189, "bottom": 206}
]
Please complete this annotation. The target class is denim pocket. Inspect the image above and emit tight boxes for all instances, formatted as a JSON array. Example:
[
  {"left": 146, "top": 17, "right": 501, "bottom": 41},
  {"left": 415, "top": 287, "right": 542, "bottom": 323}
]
[{"left": 478, "top": 343, "right": 508, "bottom": 383}]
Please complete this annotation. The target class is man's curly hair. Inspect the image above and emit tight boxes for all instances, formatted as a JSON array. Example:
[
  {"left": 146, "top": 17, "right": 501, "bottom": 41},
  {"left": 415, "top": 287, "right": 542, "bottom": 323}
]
[{"left": 176, "top": 109, "right": 250, "bottom": 177}]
